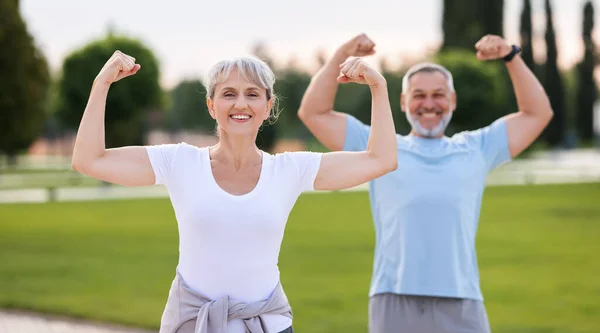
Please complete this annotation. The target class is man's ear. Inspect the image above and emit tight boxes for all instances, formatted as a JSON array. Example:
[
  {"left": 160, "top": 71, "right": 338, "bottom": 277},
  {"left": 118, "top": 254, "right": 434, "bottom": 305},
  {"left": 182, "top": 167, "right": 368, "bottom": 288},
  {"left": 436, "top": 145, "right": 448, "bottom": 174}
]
[
  {"left": 400, "top": 93, "right": 407, "bottom": 113},
  {"left": 450, "top": 91, "right": 457, "bottom": 112}
]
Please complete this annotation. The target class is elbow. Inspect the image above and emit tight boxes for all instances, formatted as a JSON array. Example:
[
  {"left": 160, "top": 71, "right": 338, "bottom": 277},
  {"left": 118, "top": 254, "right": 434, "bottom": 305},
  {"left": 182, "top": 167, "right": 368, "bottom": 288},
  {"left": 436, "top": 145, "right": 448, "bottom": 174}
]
[
  {"left": 539, "top": 106, "right": 554, "bottom": 127},
  {"left": 298, "top": 105, "right": 331, "bottom": 123},
  {"left": 71, "top": 148, "right": 105, "bottom": 174},
  {"left": 384, "top": 146, "right": 399, "bottom": 172},
  {"left": 545, "top": 107, "right": 554, "bottom": 122},
  {"left": 372, "top": 153, "right": 398, "bottom": 175},
  {"left": 71, "top": 158, "right": 86, "bottom": 174},
  {"left": 297, "top": 104, "right": 316, "bottom": 123},
  {"left": 541, "top": 96, "right": 554, "bottom": 121},
  {"left": 383, "top": 157, "right": 398, "bottom": 173},
  {"left": 71, "top": 154, "right": 95, "bottom": 175},
  {"left": 297, "top": 106, "right": 308, "bottom": 121}
]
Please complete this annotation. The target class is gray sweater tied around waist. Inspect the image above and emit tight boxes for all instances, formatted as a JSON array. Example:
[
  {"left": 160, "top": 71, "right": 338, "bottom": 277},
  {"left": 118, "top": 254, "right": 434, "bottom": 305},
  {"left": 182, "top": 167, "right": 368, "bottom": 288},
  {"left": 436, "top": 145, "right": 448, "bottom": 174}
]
[{"left": 159, "top": 273, "right": 293, "bottom": 333}]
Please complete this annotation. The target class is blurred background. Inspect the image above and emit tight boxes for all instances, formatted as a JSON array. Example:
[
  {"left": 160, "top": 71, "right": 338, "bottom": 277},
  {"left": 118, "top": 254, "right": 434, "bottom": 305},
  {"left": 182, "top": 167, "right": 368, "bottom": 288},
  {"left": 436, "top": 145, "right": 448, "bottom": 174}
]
[{"left": 0, "top": 0, "right": 599, "bottom": 332}]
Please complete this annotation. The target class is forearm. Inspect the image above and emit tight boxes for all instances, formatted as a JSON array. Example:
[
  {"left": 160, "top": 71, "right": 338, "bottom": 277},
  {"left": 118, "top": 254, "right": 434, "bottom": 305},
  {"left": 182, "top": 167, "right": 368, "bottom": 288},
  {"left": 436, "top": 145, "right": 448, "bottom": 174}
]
[
  {"left": 506, "top": 56, "right": 553, "bottom": 118},
  {"left": 313, "top": 86, "right": 397, "bottom": 191},
  {"left": 366, "top": 83, "right": 397, "bottom": 166},
  {"left": 72, "top": 81, "right": 110, "bottom": 170},
  {"left": 298, "top": 51, "right": 347, "bottom": 117}
]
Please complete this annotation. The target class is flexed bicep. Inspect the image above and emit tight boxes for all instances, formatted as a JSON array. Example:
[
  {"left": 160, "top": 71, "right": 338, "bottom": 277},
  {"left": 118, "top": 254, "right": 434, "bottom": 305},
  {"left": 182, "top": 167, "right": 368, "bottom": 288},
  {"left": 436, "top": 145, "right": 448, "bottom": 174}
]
[{"left": 314, "top": 151, "right": 396, "bottom": 191}]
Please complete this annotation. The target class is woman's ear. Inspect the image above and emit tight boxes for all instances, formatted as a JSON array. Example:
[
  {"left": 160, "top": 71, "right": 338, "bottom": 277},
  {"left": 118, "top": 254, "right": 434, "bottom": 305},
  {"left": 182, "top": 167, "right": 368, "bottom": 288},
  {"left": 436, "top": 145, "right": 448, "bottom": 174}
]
[
  {"left": 206, "top": 98, "right": 216, "bottom": 120},
  {"left": 265, "top": 98, "right": 274, "bottom": 121}
]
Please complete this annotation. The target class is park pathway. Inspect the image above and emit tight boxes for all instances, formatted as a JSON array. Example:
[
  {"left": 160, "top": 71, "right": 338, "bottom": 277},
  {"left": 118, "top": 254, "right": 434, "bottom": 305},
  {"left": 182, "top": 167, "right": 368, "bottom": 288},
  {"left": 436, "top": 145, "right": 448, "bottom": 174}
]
[{"left": 0, "top": 310, "right": 154, "bottom": 333}]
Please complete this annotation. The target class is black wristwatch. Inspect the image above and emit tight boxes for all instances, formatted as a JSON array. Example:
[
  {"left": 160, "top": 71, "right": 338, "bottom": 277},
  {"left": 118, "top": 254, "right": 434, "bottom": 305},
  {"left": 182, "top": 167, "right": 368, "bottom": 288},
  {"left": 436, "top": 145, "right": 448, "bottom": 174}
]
[{"left": 503, "top": 45, "right": 521, "bottom": 62}]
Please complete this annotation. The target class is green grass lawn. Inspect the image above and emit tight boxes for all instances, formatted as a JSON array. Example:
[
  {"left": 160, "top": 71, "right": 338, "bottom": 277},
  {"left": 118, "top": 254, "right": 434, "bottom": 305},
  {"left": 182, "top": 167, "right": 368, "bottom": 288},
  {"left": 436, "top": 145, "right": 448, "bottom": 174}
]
[{"left": 0, "top": 183, "right": 599, "bottom": 333}]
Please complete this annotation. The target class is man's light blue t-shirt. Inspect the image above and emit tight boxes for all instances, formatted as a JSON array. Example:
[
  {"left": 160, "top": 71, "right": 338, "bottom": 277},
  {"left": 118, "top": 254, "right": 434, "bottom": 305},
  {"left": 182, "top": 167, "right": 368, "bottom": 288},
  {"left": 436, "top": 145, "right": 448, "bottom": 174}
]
[{"left": 343, "top": 114, "right": 511, "bottom": 301}]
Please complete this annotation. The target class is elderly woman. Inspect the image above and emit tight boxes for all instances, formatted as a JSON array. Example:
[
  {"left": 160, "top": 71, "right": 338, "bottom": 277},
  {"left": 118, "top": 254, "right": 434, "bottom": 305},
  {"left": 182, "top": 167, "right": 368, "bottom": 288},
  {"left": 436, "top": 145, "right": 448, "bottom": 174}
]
[{"left": 71, "top": 49, "right": 397, "bottom": 333}]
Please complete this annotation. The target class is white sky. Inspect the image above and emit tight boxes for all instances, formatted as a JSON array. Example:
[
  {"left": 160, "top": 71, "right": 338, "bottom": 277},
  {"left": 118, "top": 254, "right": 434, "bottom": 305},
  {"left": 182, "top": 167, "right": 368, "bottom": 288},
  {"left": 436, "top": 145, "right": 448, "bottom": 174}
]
[{"left": 21, "top": 0, "right": 600, "bottom": 88}]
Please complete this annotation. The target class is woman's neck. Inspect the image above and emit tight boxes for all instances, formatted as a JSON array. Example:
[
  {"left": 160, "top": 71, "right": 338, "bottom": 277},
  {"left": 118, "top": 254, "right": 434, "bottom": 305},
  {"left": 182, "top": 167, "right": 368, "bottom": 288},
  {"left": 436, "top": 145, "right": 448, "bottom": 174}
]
[{"left": 210, "top": 132, "right": 262, "bottom": 170}]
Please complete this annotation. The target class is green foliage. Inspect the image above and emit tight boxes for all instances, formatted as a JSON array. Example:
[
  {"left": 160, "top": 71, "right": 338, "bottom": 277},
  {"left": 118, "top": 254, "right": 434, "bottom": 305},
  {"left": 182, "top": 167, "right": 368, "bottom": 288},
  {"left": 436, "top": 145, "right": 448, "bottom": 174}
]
[
  {"left": 519, "top": 0, "right": 535, "bottom": 71},
  {"left": 434, "top": 49, "right": 510, "bottom": 133},
  {"left": 442, "top": 0, "right": 503, "bottom": 51},
  {"left": 564, "top": 67, "right": 579, "bottom": 135},
  {"left": 273, "top": 68, "right": 312, "bottom": 139},
  {"left": 0, "top": 0, "right": 50, "bottom": 158},
  {"left": 382, "top": 67, "right": 411, "bottom": 134},
  {"left": 255, "top": 123, "right": 277, "bottom": 152},
  {"left": 576, "top": 1, "right": 598, "bottom": 142},
  {"left": 333, "top": 82, "right": 371, "bottom": 123},
  {"left": 169, "top": 80, "right": 213, "bottom": 133},
  {"left": 54, "top": 34, "right": 163, "bottom": 148},
  {"left": 442, "top": 0, "right": 484, "bottom": 50},
  {"left": 482, "top": 0, "right": 504, "bottom": 37},
  {"left": 541, "top": 0, "right": 567, "bottom": 147}
]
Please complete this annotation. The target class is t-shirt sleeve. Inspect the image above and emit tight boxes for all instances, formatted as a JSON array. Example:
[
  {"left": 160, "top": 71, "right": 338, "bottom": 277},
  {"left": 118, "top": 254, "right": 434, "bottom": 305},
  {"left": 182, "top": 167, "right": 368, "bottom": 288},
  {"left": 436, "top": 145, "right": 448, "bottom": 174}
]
[
  {"left": 343, "top": 114, "right": 371, "bottom": 152},
  {"left": 144, "top": 143, "right": 182, "bottom": 185},
  {"left": 468, "top": 118, "right": 512, "bottom": 171},
  {"left": 283, "top": 151, "right": 323, "bottom": 193}
]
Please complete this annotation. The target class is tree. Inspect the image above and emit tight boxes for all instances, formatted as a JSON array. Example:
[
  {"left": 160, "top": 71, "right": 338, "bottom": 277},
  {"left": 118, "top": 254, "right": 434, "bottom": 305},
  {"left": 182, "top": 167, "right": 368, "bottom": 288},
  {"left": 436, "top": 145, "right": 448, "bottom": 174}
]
[
  {"left": 576, "top": 1, "right": 598, "bottom": 142},
  {"left": 169, "top": 80, "right": 214, "bottom": 133},
  {"left": 0, "top": 0, "right": 50, "bottom": 162},
  {"left": 541, "top": 0, "right": 566, "bottom": 147},
  {"left": 442, "top": 0, "right": 504, "bottom": 51},
  {"left": 273, "top": 66, "right": 312, "bottom": 139},
  {"left": 55, "top": 33, "right": 163, "bottom": 148},
  {"left": 519, "top": 0, "right": 535, "bottom": 71},
  {"left": 380, "top": 63, "right": 410, "bottom": 135},
  {"left": 482, "top": 0, "right": 504, "bottom": 38},
  {"left": 442, "top": 0, "right": 483, "bottom": 50}
]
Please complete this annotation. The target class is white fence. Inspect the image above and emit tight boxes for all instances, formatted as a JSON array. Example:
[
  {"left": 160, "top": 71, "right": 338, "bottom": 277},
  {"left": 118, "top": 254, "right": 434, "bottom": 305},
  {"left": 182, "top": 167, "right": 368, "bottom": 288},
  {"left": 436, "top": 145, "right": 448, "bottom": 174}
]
[{"left": 1, "top": 149, "right": 599, "bottom": 204}]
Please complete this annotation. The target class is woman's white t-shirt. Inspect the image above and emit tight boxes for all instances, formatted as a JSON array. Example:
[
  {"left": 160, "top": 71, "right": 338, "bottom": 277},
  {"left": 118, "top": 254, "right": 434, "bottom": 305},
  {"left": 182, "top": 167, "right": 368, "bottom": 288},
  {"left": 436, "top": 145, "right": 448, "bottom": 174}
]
[{"left": 145, "top": 143, "right": 322, "bottom": 332}]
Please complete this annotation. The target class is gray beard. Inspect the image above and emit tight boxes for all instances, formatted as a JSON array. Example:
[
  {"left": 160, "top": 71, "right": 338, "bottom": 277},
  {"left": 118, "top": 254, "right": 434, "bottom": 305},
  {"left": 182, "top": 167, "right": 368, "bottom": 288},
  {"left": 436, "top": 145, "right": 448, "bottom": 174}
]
[{"left": 405, "top": 111, "right": 453, "bottom": 138}]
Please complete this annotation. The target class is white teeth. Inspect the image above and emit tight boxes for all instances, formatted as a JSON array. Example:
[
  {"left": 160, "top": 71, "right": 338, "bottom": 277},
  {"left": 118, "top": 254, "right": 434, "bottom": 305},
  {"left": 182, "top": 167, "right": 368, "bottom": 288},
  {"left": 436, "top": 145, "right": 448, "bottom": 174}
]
[
  {"left": 231, "top": 115, "right": 250, "bottom": 120},
  {"left": 423, "top": 113, "right": 437, "bottom": 118}
]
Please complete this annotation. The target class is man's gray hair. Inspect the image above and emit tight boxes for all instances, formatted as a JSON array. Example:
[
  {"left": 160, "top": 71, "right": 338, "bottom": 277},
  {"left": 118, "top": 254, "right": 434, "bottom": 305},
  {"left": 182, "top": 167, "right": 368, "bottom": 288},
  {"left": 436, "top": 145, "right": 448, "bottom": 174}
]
[{"left": 401, "top": 63, "right": 455, "bottom": 93}]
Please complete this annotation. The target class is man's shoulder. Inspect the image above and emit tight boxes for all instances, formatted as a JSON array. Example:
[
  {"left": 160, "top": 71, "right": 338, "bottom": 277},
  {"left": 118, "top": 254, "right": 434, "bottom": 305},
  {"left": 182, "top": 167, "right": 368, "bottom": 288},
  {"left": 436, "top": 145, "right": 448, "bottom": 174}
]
[
  {"left": 448, "top": 125, "right": 492, "bottom": 147},
  {"left": 449, "top": 118, "right": 508, "bottom": 146}
]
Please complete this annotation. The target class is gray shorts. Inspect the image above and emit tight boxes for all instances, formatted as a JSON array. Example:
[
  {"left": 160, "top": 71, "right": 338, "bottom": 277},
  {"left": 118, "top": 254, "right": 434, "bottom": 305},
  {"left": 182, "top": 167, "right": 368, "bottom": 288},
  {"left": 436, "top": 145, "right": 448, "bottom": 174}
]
[{"left": 369, "top": 293, "right": 491, "bottom": 333}]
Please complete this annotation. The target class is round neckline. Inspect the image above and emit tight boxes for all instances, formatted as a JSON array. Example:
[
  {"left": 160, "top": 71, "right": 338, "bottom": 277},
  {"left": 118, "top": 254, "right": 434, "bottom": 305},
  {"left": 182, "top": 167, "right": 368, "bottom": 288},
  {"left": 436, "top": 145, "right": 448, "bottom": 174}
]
[
  {"left": 407, "top": 134, "right": 450, "bottom": 145},
  {"left": 203, "top": 147, "right": 269, "bottom": 200}
]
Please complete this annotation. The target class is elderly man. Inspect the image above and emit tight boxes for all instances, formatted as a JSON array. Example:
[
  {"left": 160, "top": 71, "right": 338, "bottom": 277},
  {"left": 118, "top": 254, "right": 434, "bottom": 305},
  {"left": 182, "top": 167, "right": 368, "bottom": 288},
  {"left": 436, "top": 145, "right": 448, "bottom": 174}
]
[{"left": 297, "top": 33, "right": 552, "bottom": 333}]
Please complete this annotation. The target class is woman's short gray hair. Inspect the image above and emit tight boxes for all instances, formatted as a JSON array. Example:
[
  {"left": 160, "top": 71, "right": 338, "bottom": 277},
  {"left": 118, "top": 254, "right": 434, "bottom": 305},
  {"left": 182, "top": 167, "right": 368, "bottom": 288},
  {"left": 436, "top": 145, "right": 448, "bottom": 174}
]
[
  {"left": 402, "top": 62, "right": 455, "bottom": 93},
  {"left": 203, "top": 56, "right": 281, "bottom": 125}
]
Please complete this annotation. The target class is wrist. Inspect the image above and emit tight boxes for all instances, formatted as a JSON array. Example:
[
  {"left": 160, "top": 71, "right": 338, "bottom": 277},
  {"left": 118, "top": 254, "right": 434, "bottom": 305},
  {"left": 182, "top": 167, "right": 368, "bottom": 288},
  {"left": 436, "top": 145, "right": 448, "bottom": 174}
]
[
  {"left": 91, "top": 78, "right": 112, "bottom": 94},
  {"left": 503, "top": 45, "right": 521, "bottom": 62},
  {"left": 369, "top": 77, "right": 387, "bottom": 91},
  {"left": 332, "top": 47, "right": 350, "bottom": 64}
]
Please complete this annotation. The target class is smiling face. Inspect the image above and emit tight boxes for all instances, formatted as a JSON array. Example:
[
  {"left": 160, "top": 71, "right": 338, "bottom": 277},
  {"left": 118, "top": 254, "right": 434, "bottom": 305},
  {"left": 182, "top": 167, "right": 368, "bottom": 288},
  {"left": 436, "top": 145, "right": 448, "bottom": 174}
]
[
  {"left": 207, "top": 68, "right": 272, "bottom": 137},
  {"left": 204, "top": 57, "right": 277, "bottom": 139},
  {"left": 401, "top": 65, "right": 457, "bottom": 138}
]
